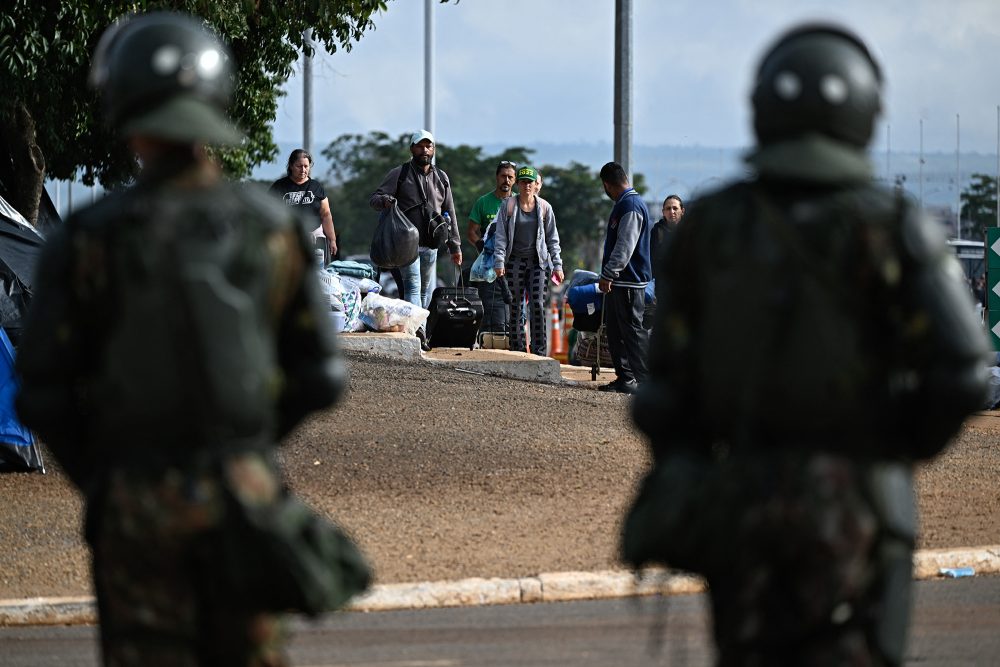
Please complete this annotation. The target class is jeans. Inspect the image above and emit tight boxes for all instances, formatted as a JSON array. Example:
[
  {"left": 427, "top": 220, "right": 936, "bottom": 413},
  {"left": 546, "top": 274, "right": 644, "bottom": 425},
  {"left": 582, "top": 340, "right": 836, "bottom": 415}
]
[
  {"left": 399, "top": 246, "right": 438, "bottom": 309},
  {"left": 476, "top": 280, "right": 509, "bottom": 334}
]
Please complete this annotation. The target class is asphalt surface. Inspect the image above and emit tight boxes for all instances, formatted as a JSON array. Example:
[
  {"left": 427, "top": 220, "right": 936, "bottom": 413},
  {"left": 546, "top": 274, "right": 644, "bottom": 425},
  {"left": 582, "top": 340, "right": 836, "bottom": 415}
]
[{"left": 2, "top": 577, "right": 999, "bottom": 666}]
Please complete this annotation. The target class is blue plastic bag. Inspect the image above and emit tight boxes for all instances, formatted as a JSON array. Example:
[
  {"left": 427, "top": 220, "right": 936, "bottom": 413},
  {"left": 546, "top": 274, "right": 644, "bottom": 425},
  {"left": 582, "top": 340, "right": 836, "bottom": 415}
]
[{"left": 470, "top": 221, "right": 498, "bottom": 283}]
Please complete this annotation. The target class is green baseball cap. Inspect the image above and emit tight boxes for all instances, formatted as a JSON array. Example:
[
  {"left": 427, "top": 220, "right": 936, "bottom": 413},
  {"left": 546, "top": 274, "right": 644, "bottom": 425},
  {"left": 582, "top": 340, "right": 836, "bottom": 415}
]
[{"left": 516, "top": 166, "right": 538, "bottom": 181}]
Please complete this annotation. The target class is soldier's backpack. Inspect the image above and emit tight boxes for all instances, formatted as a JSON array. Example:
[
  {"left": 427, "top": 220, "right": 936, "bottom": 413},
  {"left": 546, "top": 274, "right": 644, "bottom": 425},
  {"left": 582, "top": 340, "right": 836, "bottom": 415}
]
[
  {"left": 694, "top": 182, "right": 905, "bottom": 442},
  {"left": 83, "top": 186, "right": 281, "bottom": 448},
  {"left": 622, "top": 182, "right": 909, "bottom": 576}
]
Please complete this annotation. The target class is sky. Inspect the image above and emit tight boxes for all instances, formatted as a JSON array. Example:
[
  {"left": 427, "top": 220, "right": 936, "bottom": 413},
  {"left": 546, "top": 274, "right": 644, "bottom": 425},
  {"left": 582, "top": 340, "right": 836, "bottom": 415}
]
[{"left": 271, "top": 0, "right": 1000, "bottom": 157}]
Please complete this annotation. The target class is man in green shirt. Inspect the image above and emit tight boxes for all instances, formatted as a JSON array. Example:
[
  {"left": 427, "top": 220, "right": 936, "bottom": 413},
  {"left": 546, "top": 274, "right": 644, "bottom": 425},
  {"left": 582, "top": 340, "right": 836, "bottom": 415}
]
[{"left": 468, "top": 160, "right": 517, "bottom": 343}]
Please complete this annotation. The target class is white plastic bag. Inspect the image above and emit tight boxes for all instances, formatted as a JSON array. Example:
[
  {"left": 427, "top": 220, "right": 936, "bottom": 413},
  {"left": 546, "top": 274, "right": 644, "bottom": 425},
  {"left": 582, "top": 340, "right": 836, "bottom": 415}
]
[
  {"left": 339, "top": 275, "right": 382, "bottom": 296},
  {"left": 359, "top": 293, "right": 429, "bottom": 335}
]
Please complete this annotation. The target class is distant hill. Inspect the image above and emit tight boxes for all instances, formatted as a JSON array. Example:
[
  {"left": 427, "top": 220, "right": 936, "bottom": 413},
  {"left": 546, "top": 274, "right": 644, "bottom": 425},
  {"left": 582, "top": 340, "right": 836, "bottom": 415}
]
[{"left": 258, "top": 140, "right": 998, "bottom": 213}]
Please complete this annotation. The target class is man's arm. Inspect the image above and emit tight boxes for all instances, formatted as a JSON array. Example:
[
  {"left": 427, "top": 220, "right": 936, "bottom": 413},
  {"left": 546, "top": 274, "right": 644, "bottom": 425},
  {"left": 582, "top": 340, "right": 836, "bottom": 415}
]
[
  {"left": 369, "top": 166, "right": 402, "bottom": 211},
  {"left": 441, "top": 176, "right": 462, "bottom": 262},
  {"left": 467, "top": 220, "right": 483, "bottom": 248},
  {"left": 631, "top": 209, "right": 704, "bottom": 461},
  {"left": 889, "top": 205, "right": 991, "bottom": 459},
  {"left": 274, "top": 223, "right": 348, "bottom": 439},
  {"left": 467, "top": 197, "right": 485, "bottom": 249},
  {"left": 15, "top": 226, "right": 94, "bottom": 488},
  {"left": 600, "top": 209, "right": 643, "bottom": 284}
]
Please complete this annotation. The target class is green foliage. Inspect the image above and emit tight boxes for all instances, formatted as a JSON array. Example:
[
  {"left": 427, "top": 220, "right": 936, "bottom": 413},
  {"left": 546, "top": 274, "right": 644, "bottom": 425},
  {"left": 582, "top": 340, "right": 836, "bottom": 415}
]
[
  {"left": 960, "top": 173, "right": 999, "bottom": 241},
  {"left": 318, "top": 131, "right": 646, "bottom": 273},
  {"left": 0, "top": 0, "right": 389, "bottom": 187}
]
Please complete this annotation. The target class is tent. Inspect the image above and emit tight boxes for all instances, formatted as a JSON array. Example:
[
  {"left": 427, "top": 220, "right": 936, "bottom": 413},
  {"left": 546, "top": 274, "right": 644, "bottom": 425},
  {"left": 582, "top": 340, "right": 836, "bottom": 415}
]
[
  {"left": 0, "top": 192, "right": 47, "bottom": 472},
  {"left": 0, "top": 327, "right": 43, "bottom": 472},
  {"left": 0, "top": 193, "right": 45, "bottom": 346}
]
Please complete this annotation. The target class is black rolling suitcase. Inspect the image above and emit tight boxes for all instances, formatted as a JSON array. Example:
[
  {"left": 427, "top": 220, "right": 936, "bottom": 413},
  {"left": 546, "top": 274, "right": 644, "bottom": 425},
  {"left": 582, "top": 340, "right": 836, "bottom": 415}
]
[{"left": 426, "top": 278, "right": 484, "bottom": 350}]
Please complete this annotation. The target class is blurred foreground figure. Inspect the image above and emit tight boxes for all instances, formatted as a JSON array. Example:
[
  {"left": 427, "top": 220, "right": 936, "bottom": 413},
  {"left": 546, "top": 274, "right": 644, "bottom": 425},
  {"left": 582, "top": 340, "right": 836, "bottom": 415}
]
[
  {"left": 624, "top": 23, "right": 989, "bottom": 666},
  {"left": 16, "top": 12, "right": 366, "bottom": 666}
]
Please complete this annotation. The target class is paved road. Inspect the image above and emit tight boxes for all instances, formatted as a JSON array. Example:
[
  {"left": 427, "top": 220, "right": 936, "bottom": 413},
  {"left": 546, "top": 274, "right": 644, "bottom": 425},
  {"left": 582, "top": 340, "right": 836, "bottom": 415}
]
[{"left": 2, "top": 577, "right": 998, "bottom": 666}]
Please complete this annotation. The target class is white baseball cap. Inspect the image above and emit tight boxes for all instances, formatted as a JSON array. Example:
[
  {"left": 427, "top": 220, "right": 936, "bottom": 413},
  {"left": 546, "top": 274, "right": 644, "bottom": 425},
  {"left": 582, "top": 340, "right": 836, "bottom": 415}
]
[{"left": 410, "top": 129, "right": 435, "bottom": 145}]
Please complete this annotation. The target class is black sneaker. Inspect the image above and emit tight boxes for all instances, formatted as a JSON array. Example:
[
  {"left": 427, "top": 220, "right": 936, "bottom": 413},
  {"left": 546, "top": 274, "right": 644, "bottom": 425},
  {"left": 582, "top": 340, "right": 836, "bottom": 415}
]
[
  {"left": 617, "top": 379, "right": 638, "bottom": 395},
  {"left": 416, "top": 328, "right": 431, "bottom": 352},
  {"left": 598, "top": 378, "right": 624, "bottom": 392},
  {"left": 599, "top": 378, "right": 637, "bottom": 394}
]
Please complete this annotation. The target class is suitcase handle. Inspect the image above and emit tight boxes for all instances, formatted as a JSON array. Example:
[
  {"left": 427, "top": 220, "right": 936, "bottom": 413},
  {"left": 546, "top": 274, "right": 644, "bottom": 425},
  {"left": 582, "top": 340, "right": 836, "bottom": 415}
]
[
  {"left": 447, "top": 306, "right": 476, "bottom": 321},
  {"left": 447, "top": 297, "right": 475, "bottom": 309}
]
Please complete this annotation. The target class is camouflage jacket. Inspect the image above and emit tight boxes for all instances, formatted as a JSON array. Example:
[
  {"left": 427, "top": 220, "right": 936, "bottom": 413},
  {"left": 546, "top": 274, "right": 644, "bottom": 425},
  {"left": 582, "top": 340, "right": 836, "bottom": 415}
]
[
  {"left": 15, "top": 169, "right": 346, "bottom": 490},
  {"left": 633, "top": 135, "right": 990, "bottom": 462}
]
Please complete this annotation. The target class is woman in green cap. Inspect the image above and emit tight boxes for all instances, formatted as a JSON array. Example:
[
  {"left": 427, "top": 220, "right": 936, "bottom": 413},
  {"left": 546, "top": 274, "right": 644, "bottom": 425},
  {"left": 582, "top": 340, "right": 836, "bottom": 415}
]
[{"left": 492, "top": 165, "right": 564, "bottom": 355}]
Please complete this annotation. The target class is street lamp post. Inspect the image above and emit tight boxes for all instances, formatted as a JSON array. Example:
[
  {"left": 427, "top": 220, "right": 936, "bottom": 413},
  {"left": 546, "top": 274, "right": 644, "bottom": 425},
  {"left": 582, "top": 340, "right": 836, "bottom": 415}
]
[
  {"left": 424, "top": 0, "right": 435, "bottom": 141},
  {"left": 303, "top": 29, "right": 313, "bottom": 154},
  {"left": 613, "top": 0, "right": 633, "bottom": 180}
]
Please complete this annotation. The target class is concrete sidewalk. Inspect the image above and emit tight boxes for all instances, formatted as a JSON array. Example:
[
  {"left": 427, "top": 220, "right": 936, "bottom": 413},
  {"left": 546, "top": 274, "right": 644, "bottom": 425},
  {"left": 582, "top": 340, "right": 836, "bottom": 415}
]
[
  {"left": 338, "top": 331, "right": 615, "bottom": 387},
  {"left": 2, "top": 546, "right": 998, "bottom": 626}
]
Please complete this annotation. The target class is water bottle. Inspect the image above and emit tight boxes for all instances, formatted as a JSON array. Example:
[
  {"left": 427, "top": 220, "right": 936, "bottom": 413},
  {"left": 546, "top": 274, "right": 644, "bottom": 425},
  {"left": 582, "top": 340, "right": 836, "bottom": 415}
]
[{"left": 939, "top": 567, "right": 975, "bottom": 578}]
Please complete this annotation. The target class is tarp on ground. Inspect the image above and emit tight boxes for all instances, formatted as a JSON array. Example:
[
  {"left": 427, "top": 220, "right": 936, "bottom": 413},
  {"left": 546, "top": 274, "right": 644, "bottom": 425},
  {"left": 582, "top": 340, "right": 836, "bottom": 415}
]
[{"left": 0, "top": 327, "right": 43, "bottom": 472}]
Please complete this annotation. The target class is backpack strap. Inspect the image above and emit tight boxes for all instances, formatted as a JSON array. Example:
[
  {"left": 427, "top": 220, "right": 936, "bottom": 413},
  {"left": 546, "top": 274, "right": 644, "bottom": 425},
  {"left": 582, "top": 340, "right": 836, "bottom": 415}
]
[{"left": 393, "top": 162, "right": 410, "bottom": 198}]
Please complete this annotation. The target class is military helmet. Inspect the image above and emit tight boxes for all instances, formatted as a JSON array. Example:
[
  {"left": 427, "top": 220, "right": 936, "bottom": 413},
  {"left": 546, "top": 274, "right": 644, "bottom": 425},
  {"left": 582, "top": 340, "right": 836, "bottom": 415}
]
[
  {"left": 751, "top": 23, "right": 882, "bottom": 148},
  {"left": 89, "top": 11, "right": 241, "bottom": 145}
]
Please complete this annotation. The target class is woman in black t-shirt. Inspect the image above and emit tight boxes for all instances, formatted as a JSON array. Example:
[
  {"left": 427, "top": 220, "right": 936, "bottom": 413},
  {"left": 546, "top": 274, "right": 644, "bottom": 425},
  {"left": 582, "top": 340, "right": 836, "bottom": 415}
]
[{"left": 269, "top": 149, "right": 338, "bottom": 262}]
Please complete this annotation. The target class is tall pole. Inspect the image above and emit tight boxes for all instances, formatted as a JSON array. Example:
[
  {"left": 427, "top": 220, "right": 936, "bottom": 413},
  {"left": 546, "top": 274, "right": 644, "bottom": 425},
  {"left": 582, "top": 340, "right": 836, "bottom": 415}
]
[
  {"left": 303, "top": 29, "right": 313, "bottom": 154},
  {"left": 957, "top": 113, "right": 962, "bottom": 240},
  {"left": 424, "top": 0, "right": 435, "bottom": 141},
  {"left": 919, "top": 119, "right": 924, "bottom": 208},
  {"left": 613, "top": 0, "right": 633, "bottom": 180},
  {"left": 996, "top": 104, "right": 999, "bottom": 228}
]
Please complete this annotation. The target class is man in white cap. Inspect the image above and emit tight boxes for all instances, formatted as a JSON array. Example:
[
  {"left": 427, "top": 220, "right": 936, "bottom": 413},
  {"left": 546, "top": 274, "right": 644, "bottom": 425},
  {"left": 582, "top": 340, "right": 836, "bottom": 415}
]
[{"left": 369, "top": 130, "right": 462, "bottom": 341}]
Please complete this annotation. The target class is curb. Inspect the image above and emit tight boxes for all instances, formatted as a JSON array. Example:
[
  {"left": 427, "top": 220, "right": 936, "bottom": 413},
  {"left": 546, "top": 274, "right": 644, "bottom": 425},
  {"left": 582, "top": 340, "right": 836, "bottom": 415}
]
[
  {"left": 424, "top": 353, "right": 564, "bottom": 384},
  {"left": 338, "top": 332, "right": 422, "bottom": 361},
  {"left": 2, "top": 545, "right": 998, "bottom": 627}
]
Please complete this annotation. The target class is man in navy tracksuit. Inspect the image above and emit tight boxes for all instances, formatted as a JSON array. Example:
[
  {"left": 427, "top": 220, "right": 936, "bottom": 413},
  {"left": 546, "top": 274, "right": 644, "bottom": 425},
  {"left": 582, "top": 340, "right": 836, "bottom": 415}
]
[{"left": 597, "top": 162, "right": 652, "bottom": 394}]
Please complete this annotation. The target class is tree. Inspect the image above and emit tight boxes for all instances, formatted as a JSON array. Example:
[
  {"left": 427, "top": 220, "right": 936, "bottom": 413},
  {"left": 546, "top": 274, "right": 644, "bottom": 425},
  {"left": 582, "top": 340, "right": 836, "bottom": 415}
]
[
  {"left": 960, "top": 173, "right": 999, "bottom": 241},
  {"left": 318, "top": 131, "right": 647, "bottom": 274},
  {"left": 0, "top": 0, "right": 389, "bottom": 224}
]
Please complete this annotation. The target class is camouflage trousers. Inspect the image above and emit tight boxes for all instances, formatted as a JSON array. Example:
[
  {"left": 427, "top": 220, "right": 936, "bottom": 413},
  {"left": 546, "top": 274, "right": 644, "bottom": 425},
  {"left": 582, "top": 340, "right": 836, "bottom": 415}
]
[
  {"left": 89, "top": 451, "right": 289, "bottom": 667},
  {"left": 703, "top": 452, "right": 915, "bottom": 667}
]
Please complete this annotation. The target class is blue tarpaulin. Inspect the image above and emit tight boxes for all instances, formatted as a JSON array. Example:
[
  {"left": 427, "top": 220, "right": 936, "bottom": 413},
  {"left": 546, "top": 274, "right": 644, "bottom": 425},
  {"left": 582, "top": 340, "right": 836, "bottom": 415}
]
[{"left": 0, "top": 327, "right": 43, "bottom": 472}]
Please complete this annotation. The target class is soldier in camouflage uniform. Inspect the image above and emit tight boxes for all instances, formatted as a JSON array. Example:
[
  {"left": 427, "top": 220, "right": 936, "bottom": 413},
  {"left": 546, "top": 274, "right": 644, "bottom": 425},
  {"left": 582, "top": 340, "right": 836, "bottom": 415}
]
[
  {"left": 625, "top": 24, "right": 990, "bottom": 666},
  {"left": 15, "top": 12, "right": 346, "bottom": 667}
]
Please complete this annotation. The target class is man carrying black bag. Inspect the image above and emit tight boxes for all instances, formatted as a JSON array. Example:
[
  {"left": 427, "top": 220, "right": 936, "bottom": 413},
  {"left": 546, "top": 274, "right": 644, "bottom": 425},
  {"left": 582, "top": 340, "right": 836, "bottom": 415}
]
[
  {"left": 369, "top": 131, "right": 463, "bottom": 314},
  {"left": 16, "top": 12, "right": 369, "bottom": 666},
  {"left": 624, "top": 23, "right": 989, "bottom": 666}
]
